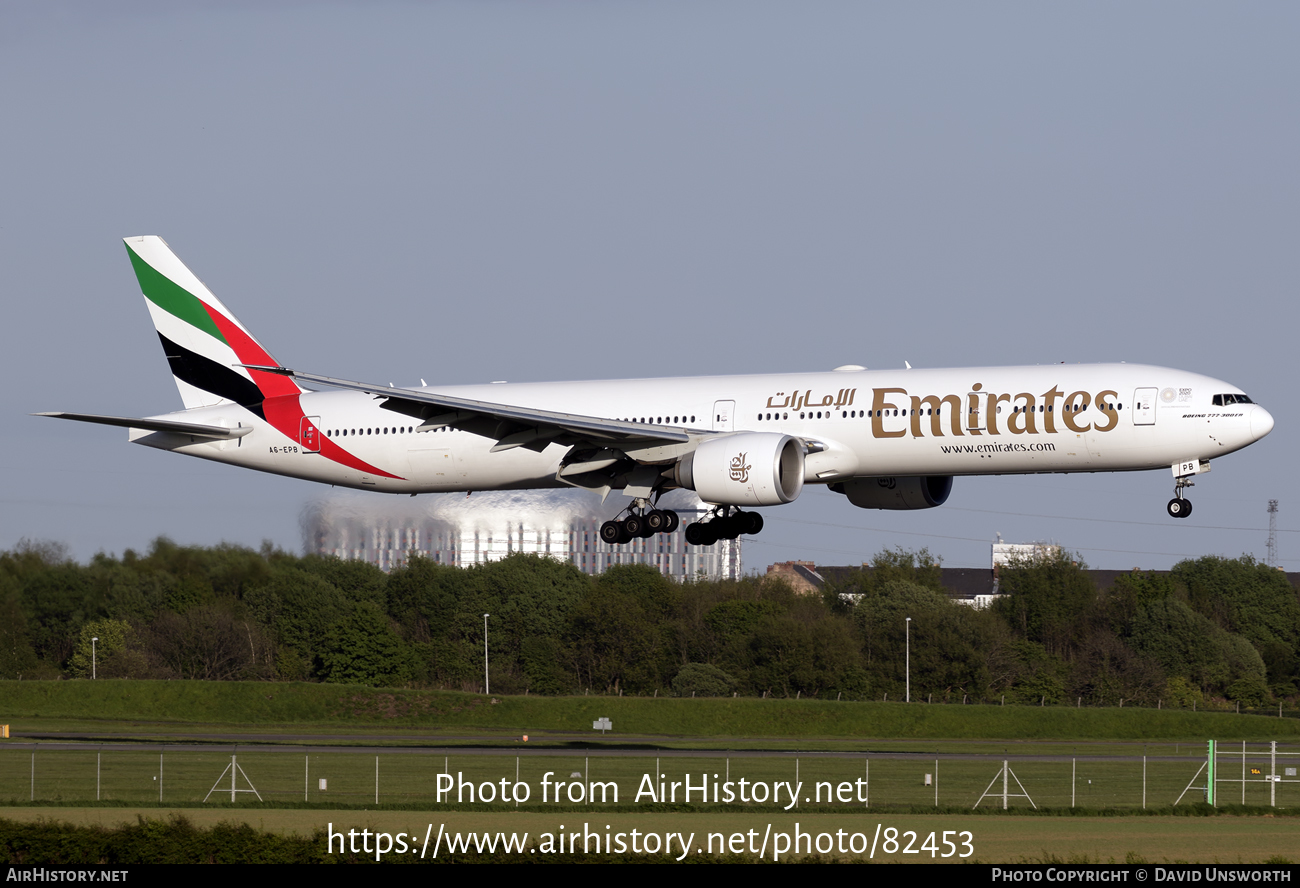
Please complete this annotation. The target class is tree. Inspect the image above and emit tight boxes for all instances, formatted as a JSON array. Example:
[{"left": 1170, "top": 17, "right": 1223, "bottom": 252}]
[
  {"left": 319, "top": 602, "right": 412, "bottom": 686},
  {"left": 672, "top": 663, "right": 735, "bottom": 697},
  {"left": 565, "top": 581, "right": 661, "bottom": 693},
  {"left": 67, "top": 619, "right": 133, "bottom": 678},
  {"left": 0, "top": 581, "right": 40, "bottom": 679},
  {"left": 148, "top": 607, "right": 265, "bottom": 680},
  {"left": 1128, "top": 598, "right": 1228, "bottom": 691},
  {"left": 995, "top": 551, "right": 1096, "bottom": 656},
  {"left": 15, "top": 561, "right": 98, "bottom": 666},
  {"left": 298, "top": 555, "right": 388, "bottom": 607},
  {"left": 384, "top": 555, "right": 482, "bottom": 686},
  {"left": 1067, "top": 631, "right": 1165, "bottom": 706},
  {"left": 1173, "top": 556, "right": 1300, "bottom": 654},
  {"left": 822, "top": 547, "right": 944, "bottom": 611},
  {"left": 243, "top": 567, "right": 349, "bottom": 677},
  {"left": 848, "top": 579, "right": 999, "bottom": 701}
]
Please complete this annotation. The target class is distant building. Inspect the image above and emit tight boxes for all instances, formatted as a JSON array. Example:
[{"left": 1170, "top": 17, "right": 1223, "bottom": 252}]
[
  {"left": 301, "top": 489, "right": 741, "bottom": 580},
  {"left": 815, "top": 537, "right": 1062, "bottom": 609},
  {"left": 765, "top": 560, "right": 825, "bottom": 595},
  {"left": 813, "top": 550, "right": 1300, "bottom": 603},
  {"left": 992, "top": 537, "right": 1062, "bottom": 573}
]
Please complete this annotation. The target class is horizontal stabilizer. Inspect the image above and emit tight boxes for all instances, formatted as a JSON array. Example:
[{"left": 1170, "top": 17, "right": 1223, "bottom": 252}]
[{"left": 34, "top": 412, "right": 253, "bottom": 439}]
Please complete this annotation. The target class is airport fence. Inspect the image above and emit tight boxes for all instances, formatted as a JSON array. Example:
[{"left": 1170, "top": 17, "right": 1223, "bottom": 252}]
[{"left": 0, "top": 742, "right": 1297, "bottom": 810}]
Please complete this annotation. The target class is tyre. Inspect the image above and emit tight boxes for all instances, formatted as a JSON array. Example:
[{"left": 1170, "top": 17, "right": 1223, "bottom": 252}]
[
  {"left": 685, "top": 522, "right": 706, "bottom": 546},
  {"left": 600, "top": 520, "right": 623, "bottom": 544}
]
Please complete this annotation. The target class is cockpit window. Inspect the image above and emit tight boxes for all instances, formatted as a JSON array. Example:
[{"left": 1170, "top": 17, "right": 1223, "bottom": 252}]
[{"left": 1212, "top": 393, "right": 1254, "bottom": 406}]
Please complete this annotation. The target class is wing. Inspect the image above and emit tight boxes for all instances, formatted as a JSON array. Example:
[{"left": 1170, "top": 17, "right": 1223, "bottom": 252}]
[{"left": 245, "top": 365, "right": 699, "bottom": 455}]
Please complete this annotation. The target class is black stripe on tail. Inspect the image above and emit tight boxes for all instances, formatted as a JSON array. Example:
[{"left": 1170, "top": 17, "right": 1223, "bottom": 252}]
[{"left": 158, "top": 333, "right": 266, "bottom": 420}]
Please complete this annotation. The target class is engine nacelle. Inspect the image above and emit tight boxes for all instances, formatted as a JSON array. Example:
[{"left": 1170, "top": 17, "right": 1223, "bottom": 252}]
[
  {"left": 673, "top": 433, "right": 804, "bottom": 507},
  {"left": 830, "top": 475, "right": 953, "bottom": 510}
]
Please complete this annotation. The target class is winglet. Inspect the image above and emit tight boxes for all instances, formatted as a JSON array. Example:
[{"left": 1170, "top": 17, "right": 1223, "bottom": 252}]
[{"left": 236, "top": 363, "right": 294, "bottom": 376}]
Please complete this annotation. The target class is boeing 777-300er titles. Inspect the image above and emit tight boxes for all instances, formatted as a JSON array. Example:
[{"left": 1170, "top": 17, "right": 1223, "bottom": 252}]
[{"left": 40, "top": 236, "right": 1275, "bottom": 546}]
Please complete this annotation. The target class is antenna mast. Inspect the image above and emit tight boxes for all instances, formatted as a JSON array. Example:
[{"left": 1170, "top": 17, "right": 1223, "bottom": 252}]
[{"left": 1267, "top": 500, "right": 1279, "bottom": 568}]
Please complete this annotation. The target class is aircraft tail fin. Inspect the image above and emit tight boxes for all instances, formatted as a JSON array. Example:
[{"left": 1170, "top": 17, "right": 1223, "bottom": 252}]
[{"left": 123, "top": 236, "right": 301, "bottom": 415}]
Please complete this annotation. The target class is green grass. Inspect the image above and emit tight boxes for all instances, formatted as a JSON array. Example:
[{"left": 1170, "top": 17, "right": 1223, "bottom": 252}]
[
  {"left": 1, "top": 810, "right": 1296, "bottom": 863},
  {"left": 2, "top": 681, "right": 1297, "bottom": 742}
]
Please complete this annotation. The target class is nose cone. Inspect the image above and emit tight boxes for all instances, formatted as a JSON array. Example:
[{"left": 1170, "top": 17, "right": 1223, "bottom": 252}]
[{"left": 1251, "top": 405, "right": 1275, "bottom": 441}]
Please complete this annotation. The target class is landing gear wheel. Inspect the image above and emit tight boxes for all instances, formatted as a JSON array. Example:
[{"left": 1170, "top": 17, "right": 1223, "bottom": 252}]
[
  {"left": 686, "top": 521, "right": 721, "bottom": 546},
  {"left": 663, "top": 510, "right": 680, "bottom": 534},
  {"left": 623, "top": 514, "right": 645, "bottom": 537},
  {"left": 645, "top": 510, "right": 668, "bottom": 533},
  {"left": 745, "top": 511, "right": 764, "bottom": 535},
  {"left": 600, "top": 520, "right": 624, "bottom": 544}
]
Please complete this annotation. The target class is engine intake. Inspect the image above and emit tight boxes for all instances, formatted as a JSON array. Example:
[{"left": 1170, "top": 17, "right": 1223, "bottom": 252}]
[
  {"left": 830, "top": 475, "right": 953, "bottom": 510},
  {"left": 673, "top": 433, "right": 804, "bottom": 506}
]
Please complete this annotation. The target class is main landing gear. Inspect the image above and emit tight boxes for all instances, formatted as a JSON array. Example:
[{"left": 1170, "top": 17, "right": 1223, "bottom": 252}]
[
  {"left": 684, "top": 506, "right": 764, "bottom": 546},
  {"left": 1167, "top": 475, "right": 1194, "bottom": 519},
  {"left": 600, "top": 505, "right": 681, "bottom": 545}
]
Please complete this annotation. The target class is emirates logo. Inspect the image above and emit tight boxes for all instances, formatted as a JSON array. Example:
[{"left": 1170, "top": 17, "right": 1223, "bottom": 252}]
[{"left": 729, "top": 453, "right": 751, "bottom": 483}]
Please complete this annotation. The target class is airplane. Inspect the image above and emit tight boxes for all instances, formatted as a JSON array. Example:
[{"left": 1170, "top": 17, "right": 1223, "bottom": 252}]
[{"left": 40, "top": 236, "right": 1275, "bottom": 547}]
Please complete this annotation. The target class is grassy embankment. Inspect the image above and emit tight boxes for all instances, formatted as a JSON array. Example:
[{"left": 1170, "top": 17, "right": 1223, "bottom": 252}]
[{"left": 2, "top": 681, "right": 1297, "bottom": 743}]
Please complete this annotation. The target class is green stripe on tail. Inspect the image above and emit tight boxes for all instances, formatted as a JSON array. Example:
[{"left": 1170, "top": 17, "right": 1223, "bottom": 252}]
[{"left": 126, "top": 244, "right": 227, "bottom": 344}]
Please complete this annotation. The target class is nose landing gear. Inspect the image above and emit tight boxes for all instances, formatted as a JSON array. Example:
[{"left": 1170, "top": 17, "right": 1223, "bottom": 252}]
[{"left": 1167, "top": 474, "right": 1194, "bottom": 519}]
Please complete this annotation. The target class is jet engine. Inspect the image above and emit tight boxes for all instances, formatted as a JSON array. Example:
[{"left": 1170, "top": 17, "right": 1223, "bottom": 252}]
[
  {"left": 671, "top": 433, "right": 804, "bottom": 507},
  {"left": 829, "top": 475, "right": 953, "bottom": 510}
]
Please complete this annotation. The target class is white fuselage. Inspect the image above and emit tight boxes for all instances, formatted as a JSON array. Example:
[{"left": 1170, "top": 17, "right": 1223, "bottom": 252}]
[{"left": 131, "top": 363, "right": 1272, "bottom": 499}]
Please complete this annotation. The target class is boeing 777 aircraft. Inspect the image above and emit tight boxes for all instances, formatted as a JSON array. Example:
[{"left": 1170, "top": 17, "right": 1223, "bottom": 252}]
[{"left": 41, "top": 236, "right": 1275, "bottom": 546}]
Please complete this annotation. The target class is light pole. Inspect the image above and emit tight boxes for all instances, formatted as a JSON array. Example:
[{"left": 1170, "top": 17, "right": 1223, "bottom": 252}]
[
  {"left": 483, "top": 614, "right": 490, "bottom": 695},
  {"left": 905, "top": 618, "right": 911, "bottom": 703},
  {"left": 91, "top": 637, "right": 98, "bottom": 681}
]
